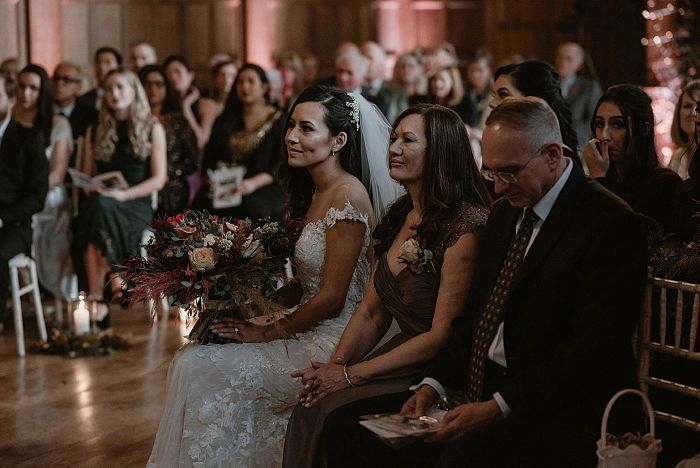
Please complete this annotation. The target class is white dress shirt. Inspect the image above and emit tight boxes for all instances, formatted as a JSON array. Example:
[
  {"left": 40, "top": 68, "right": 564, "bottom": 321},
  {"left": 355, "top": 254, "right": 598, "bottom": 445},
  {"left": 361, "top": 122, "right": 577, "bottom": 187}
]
[
  {"left": 53, "top": 102, "right": 75, "bottom": 118},
  {"left": 412, "top": 158, "right": 574, "bottom": 416}
]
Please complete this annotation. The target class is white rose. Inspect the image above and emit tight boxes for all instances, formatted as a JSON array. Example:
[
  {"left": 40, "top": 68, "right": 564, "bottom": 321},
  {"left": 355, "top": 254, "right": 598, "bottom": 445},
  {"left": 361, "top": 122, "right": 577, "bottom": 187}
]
[
  {"left": 189, "top": 247, "right": 217, "bottom": 271},
  {"left": 203, "top": 234, "right": 218, "bottom": 246},
  {"left": 399, "top": 238, "right": 422, "bottom": 263}
]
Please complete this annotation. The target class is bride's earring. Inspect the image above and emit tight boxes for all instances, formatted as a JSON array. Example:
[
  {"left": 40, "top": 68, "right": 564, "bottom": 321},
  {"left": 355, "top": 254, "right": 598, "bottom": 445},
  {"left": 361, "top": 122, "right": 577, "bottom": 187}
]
[{"left": 331, "top": 147, "right": 336, "bottom": 157}]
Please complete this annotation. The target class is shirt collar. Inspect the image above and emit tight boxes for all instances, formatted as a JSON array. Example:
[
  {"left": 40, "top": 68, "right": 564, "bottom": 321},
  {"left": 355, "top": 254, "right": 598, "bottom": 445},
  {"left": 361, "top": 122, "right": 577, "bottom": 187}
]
[
  {"left": 529, "top": 157, "right": 573, "bottom": 222},
  {"left": 560, "top": 75, "right": 576, "bottom": 97},
  {"left": 0, "top": 114, "right": 11, "bottom": 140},
  {"left": 54, "top": 102, "right": 75, "bottom": 117}
]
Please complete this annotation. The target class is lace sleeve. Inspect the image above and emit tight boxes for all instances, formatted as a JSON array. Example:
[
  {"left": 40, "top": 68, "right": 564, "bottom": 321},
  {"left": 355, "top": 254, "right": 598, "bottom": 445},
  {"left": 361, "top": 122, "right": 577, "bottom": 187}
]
[
  {"left": 322, "top": 200, "right": 370, "bottom": 230},
  {"left": 434, "top": 203, "right": 489, "bottom": 264}
]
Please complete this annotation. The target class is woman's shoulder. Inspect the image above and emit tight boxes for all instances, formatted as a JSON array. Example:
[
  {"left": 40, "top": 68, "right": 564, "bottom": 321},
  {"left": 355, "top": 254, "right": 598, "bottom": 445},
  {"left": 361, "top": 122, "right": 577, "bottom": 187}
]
[
  {"left": 324, "top": 178, "right": 372, "bottom": 225},
  {"left": 436, "top": 202, "right": 489, "bottom": 253}
]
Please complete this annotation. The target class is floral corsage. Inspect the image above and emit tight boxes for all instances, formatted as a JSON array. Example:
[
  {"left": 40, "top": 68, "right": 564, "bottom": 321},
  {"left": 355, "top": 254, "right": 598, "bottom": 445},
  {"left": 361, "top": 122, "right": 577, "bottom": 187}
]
[{"left": 398, "top": 238, "right": 435, "bottom": 274}]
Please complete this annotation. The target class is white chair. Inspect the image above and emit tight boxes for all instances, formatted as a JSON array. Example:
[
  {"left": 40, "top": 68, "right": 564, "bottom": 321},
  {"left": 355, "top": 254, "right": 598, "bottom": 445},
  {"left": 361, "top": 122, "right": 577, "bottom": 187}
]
[
  {"left": 141, "top": 192, "right": 169, "bottom": 322},
  {"left": 140, "top": 228, "right": 170, "bottom": 322},
  {"left": 8, "top": 253, "right": 47, "bottom": 357}
]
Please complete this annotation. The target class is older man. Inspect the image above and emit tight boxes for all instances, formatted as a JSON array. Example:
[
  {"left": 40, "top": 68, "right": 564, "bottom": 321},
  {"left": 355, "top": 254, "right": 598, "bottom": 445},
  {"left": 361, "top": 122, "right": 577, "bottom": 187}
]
[
  {"left": 334, "top": 51, "right": 369, "bottom": 94},
  {"left": 555, "top": 42, "right": 602, "bottom": 150},
  {"left": 360, "top": 41, "right": 407, "bottom": 123},
  {"left": 0, "top": 72, "right": 48, "bottom": 331},
  {"left": 322, "top": 98, "right": 648, "bottom": 467},
  {"left": 52, "top": 61, "right": 96, "bottom": 140}
]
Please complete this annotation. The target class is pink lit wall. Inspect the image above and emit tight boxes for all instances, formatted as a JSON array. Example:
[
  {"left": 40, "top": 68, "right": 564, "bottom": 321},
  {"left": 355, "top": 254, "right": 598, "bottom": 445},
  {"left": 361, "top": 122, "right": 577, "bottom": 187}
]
[{"left": 27, "top": 0, "right": 62, "bottom": 72}]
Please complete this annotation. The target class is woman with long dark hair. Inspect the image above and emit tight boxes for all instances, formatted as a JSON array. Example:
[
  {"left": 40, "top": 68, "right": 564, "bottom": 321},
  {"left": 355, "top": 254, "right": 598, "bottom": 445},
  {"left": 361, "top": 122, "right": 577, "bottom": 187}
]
[
  {"left": 138, "top": 64, "right": 197, "bottom": 214},
  {"left": 147, "top": 86, "right": 401, "bottom": 467},
  {"left": 195, "top": 63, "right": 288, "bottom": 222},
  {"left": 14, "top": 64, "right": 75, "bottom": 300},
  {"left": 283, "top": 104, "right": 490, "bottom": 468},
  {"left": 490, "top": 60, "right": 580, "bottom": 164},
  {"left": 584, "top": 84, "right": 692, "bottom": 240}
]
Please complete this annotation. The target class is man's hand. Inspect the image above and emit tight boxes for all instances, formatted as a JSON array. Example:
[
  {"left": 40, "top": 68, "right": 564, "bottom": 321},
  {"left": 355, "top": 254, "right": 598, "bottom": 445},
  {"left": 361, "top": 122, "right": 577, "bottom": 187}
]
[
  {"left": 400, "top": 385, "right": 440, "bottom": 418},
  {"left": 425, "top": 399, "right": 503, "bottom": 443}
]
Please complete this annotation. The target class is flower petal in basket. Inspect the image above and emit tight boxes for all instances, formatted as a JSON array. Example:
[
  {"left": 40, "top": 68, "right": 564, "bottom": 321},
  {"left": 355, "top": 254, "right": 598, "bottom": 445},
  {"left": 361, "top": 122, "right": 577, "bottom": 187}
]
[{"left": 596, "top": 436, "right": 662, "bottom": 468}]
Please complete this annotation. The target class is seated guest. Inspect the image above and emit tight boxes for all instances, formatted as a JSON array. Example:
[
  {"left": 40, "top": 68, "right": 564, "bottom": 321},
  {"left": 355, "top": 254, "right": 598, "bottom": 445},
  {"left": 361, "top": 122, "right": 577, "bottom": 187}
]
[
  {"left": 320, "top": 97, "right": 649, "bottom": 468},
  {"left": 584, "top": 84, "right": 694, "bottom": 240},
  {"left": 276, "top": 50, "right": 303, "bottom": 109},
  {"left": 14, "top": 64, "right": 75, "bottom": 300},
  {"left": 207, "top": 58, "right": 237, "bottom": 110},
  {"left": 52, "top": 61, "right": 96, "bottom": 141},
  {"left": 668, "top": 79, "right": 700, "bottom": 180},
  {"left": 283, "top": 104, "right": 490, "bottom": 468},
  {"left": 555, "top": 42, "right": 603, "bottom": 151},
  {"left": 391, "top": 51, "right": 427, "bottom": 99},
  {"left": 194, "top": 63, "right": 287, "bottom": 222},
  {"left": 360, "top": 41, "right": 408, "bottom": 123},
  {"left": 334, "top": 51, "right": 369, "bottom": 94},
  {"left": 77, "top": 46, "right": 122, "bottom": 112},
  {"left": 138, "top": 64, "right": 197, "bottom": 215},
  {"left": 464, "top": 48, "right": 493, "bottom": 130},
  {"left": 413, "top": 65, "right": 474, "bottom": 125},
  {"left": 490, "top": 60, "right": 580, "bottom": 165},
  {"left": 0, "top": 71, "right": 48, "bottom": 332},
  {"left": 72, "top": 68, "right": 166, "bottom": 322},
  {"left": 163, "top": 54, "right": 219, "bottom": 149},
  {"left": 0, "top": 57, "right": 19, "bottom": 81},
  {"left": 127, "top": 40, "right": 157, "bottom": 72},
  {"left": 300, "top": 52, "right": 319, "bottom": 88}
]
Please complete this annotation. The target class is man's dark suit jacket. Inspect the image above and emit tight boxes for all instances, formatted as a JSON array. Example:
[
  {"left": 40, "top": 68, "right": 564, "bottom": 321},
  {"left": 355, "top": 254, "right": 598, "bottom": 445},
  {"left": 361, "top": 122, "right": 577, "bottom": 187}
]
[
  {"left": 565, "top": 75, "right": 602, "bottom": 150},
  {"left": 67, "top": 100, "right": 98, "bottom": 139},
  {"left": 76, "top": 89, "right": 99, "bottom": 115},
  {"left": 424, "top": 165, "right": 648, "bottom": 465},
  {"left": 0, "top": 120, "right": 49, "bottom": 245}
]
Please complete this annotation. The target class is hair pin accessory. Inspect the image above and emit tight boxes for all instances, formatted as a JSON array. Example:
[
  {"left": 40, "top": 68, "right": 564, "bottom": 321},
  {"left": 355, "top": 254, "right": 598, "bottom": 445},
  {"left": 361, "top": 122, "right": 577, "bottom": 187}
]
[{"left": 346, "top": 94, "right": 360, "bottom": 131}]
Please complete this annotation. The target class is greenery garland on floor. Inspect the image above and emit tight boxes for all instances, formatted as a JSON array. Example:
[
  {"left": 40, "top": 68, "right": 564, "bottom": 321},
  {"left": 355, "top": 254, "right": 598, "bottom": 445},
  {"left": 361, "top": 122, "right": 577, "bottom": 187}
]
[{"left": 35, "top": 327, "right": 129, "bottom": 359}]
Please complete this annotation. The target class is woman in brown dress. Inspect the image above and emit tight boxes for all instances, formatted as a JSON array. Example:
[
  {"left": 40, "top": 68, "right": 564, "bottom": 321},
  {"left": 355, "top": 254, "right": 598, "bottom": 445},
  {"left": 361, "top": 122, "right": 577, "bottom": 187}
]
[{"left": 283, "top": 104, "right": 490, "bottom": 468}]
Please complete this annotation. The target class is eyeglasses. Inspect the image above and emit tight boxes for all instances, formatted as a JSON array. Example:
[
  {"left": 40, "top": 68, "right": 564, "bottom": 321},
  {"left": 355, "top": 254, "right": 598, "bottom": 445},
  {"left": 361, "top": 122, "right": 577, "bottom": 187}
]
[
  {"left": 144, "top": 80, "right": 166, "bottom": 89},
  {"left": 52, "top": 75, "right": 81, "bottom": 84},
  {"left": 480, "top": 147, "right": 546, "bottom": 184}
]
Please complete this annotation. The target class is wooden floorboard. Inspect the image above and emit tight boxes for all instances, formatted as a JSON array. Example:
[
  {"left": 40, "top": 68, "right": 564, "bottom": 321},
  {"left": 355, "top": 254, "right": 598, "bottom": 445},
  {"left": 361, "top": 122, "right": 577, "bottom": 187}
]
[{"left": 0, "top": 305, "right": 186, "bottom": 468}]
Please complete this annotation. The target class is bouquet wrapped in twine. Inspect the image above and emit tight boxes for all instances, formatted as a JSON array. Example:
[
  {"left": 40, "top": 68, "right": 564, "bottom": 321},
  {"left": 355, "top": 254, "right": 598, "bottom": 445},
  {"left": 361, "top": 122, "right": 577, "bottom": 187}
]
[{"left": 122, "top": 210, "right": 304, "bottom": 343}]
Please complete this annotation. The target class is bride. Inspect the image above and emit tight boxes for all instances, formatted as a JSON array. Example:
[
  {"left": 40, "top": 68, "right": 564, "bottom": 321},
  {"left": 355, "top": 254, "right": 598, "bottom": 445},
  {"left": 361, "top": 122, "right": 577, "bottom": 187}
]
[{"left": 147, "top": 86, "right": 401, "bottom": 467}]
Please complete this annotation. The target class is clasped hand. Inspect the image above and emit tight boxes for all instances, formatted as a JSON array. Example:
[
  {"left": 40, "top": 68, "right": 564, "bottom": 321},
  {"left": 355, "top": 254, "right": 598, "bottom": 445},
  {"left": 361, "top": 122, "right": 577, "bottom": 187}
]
[
  {"left": 582, "top": 138, "right": 610, "bottom": 178},
  {"left": 400, "top": 385, "right": 503, "bottom": 443},
  {"left": 210, "top": 317, "right": 273, "bottom": 343},
  {"left": 290, "top": 361, "right": 349, "bottom": 407}
]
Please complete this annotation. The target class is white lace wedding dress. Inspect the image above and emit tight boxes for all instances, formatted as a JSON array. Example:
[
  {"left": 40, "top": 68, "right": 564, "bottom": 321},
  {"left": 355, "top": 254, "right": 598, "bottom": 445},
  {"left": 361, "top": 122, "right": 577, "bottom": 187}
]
[{"left": 147, "top": 202, "right": 371, "bottom": 468}]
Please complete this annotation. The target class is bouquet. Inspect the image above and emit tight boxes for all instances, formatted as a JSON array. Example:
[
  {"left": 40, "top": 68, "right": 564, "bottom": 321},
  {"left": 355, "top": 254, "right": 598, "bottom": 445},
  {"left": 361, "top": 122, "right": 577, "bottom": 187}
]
[{"left": 122, "top": 210, "right": 304, "bottom": 343}]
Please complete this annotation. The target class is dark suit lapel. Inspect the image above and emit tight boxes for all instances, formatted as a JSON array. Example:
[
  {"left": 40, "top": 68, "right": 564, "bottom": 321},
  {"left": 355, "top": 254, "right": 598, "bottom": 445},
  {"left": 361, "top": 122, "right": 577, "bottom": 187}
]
[
  {"left": 0, "top": 120, "right": 19, "bottom": 162},
  {"left": 512, "top": 165, "right": 587, "bottom": 286}
]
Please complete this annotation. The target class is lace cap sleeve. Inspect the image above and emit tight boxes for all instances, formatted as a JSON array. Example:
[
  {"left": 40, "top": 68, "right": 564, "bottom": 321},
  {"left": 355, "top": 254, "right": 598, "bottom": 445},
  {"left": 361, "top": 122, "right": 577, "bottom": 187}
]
[
  {"left": 323, "top": 200, "right": 370, "bottom": 230},
  {"left": 434, "top": 203, "right": 489, "bottom": 263}
]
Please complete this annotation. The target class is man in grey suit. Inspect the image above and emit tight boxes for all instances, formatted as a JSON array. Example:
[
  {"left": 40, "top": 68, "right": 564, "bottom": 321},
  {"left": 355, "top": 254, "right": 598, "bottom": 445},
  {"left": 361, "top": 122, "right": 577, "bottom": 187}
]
[{"left": 555, "top": 42, "right": 602, "bottom": 151}]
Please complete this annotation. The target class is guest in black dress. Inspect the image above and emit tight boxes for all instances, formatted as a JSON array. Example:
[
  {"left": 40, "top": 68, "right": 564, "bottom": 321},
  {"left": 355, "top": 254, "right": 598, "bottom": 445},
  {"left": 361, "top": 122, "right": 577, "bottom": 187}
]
[
  {"left": 583, "top": 84, "right": 693, "bottom": 241},
  {"left": 162, "top": 55, "right": 218, "bottom": 149},
  {"left": 490, "top": 60, "right": 580, "bottom": 164},
  {"left": 194, "top": 63, "right": 287, "bottom": 222},
  {"left": 72, "top": 68, "right": 167, "bottom": 320},
  {"left": 138, "top": 64, "right": 197, "bottom": 215}
]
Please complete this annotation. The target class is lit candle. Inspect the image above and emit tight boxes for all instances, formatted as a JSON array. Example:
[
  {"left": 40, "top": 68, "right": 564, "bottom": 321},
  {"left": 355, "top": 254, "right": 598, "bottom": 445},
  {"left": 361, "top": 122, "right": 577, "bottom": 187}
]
[{"left": 74, "top": 301, "right": 90, "bottom": 335}]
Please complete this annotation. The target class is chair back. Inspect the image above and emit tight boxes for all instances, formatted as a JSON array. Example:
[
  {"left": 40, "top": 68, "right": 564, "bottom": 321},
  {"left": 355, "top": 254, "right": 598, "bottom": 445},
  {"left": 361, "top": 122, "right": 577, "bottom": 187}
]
[{"left": 638, "top": 275, "right": 700, "bottom": 432}]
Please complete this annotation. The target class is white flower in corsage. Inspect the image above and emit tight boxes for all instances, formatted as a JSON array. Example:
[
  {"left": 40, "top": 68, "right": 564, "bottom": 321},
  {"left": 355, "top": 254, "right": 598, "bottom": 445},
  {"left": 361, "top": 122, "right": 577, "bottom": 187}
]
[
  {"left": 189, "top": 247, "right": 217, "bottom": 271},
  {"left": 398, "top": 237, "right": 435, "bottom": 274}
]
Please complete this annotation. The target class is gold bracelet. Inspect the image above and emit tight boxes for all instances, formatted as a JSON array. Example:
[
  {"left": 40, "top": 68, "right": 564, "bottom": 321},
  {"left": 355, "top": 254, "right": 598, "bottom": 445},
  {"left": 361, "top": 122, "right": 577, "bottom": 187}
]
[{"left": 343, "top": 364, "right": 356, "bottom": 387}]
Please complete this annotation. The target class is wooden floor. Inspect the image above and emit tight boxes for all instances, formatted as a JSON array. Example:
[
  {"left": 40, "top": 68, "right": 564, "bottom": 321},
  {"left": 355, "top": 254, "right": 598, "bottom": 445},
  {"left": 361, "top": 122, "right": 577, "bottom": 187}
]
[{"left": 0, "top": 305, "right": 186, "bottom": 468}]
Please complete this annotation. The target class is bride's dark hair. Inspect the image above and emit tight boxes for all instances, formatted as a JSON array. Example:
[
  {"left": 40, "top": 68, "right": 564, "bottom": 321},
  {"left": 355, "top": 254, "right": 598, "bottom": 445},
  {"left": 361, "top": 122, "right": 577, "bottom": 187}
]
[
  {"left": 280, "top": 85, "right": 362, "bottom": 219},
  {"left": 374, "top": 104, "right": 490, "bottom": 256}
]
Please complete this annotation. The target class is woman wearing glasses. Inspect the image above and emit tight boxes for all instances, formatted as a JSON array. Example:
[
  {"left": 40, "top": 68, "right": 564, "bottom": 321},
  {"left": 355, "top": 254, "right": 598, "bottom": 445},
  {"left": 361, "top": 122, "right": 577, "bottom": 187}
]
[
  {"left": 138, "top": 65, "right": 197, "bottom": 215},
  {"left": 584, "top": 84, "right": 693, "bottom": 241}
]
